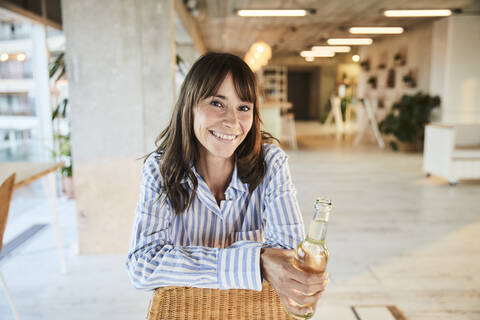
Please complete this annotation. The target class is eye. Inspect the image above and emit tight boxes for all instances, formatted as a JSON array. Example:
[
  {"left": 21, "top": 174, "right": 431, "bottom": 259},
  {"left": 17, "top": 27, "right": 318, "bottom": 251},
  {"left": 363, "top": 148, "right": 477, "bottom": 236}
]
[
  {"left": 238, "top": 105, "right": 251, "bottom": 112},
  {"left": 210, "top": 100, "right": 224, "bottom": 108}
]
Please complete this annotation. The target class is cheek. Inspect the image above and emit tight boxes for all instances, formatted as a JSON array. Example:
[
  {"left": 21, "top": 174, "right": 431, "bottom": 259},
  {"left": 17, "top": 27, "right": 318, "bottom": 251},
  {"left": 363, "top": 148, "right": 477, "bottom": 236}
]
[
  {"left": 197, "top": 106, "right": 221, "bottom": 127},
  {"left": 192, "top": 109, "right": 206, "bottom": 140},
  {"left": 239, "top": 113, "right": 254, "bottom": 134},
  {"left": 193, "top": 107, "right": 208, "bottom": 130}
]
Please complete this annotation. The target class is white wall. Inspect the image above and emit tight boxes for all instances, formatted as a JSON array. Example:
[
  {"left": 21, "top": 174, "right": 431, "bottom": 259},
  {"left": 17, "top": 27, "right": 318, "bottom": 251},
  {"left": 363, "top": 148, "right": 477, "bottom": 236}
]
[
  {"left": 358, "top": 22, "right": 434, "bottom": 120},
  {"left": 431, "top": 16, "right": 480, "bottom": 123},
  {"left": 429, "top": 19, "right": 449, "bottom": 122},
  {"left": 358, "top": 16, "right": 480, "bottom": 124}
]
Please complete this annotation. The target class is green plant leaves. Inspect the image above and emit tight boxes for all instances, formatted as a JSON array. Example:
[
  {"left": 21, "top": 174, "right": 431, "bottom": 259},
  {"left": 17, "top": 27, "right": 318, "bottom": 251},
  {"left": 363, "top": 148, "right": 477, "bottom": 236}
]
[
  {"left": 49, "top": 52, "right": 65, "bottom": 79},
  {"left": 51, "top": 98, "right": 68, "bottom": 120},
  {"left": 379, "top": 92, "right": 440, "bottom": 150},
  {"left": 49, "top": 52, "right": 72, "bottom": 177}
]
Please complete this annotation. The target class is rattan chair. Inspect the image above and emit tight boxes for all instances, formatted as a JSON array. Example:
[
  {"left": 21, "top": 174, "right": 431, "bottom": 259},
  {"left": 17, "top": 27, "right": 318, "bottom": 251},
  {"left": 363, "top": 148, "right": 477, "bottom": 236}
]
[
  {"left": 0, "top": 173, "right": 21, "bottom": 320},
  {"left": 148, "top": 281, "right": 295, "bottom": 319}
]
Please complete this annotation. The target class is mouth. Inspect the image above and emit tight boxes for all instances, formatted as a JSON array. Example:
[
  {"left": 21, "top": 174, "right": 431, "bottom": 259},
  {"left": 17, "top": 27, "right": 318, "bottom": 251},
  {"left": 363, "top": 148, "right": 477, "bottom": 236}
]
[{"left": 209, "top": 130, "right": 238, "bottom": 142}]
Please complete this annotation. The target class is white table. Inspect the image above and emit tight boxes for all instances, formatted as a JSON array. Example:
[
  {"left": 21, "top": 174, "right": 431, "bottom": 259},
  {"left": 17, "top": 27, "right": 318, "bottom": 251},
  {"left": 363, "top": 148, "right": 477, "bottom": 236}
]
[{"left": 259, "top": 101, "right": 292, "bottom": 139}]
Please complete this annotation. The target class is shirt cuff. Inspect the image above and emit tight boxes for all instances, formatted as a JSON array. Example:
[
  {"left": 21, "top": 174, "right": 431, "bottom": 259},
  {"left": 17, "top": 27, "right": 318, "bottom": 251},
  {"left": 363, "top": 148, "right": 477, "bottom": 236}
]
[{"left": 217, "top": 242, "right": 263, "bottom": 291}]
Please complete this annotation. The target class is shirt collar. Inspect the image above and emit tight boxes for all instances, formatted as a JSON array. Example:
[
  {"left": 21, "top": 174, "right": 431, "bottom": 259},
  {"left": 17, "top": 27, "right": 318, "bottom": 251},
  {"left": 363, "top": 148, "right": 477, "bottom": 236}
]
[
  {"left": 180, "top": 162, "right": 249, "bottom": 193},
  {"left": 228, "top": 163, "right": 249, "bottom": 193}
]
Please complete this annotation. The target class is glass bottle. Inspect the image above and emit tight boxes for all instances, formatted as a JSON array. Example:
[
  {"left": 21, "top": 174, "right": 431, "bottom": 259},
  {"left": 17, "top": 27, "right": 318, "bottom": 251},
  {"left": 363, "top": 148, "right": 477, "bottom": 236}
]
[{"left": 289, "top": 197, "right": 332, "bottom": 320}]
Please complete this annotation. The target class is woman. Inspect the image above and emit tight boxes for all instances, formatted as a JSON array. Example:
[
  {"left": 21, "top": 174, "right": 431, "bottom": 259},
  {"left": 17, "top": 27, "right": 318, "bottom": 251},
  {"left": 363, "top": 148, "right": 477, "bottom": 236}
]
[{"left": 126, "top": 52, "right": 328, "bottom": 316}]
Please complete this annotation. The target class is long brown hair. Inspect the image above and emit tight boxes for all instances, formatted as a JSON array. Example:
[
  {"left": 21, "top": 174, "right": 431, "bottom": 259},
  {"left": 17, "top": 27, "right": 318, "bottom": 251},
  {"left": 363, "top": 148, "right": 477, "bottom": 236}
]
[{"left": 148, "top": 52, "right": 274, "bottom": 214}]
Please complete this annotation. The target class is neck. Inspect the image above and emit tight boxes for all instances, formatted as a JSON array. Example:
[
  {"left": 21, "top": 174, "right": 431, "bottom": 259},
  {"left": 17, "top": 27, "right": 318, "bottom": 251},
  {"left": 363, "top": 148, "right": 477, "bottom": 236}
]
[{"left": 196, "top": 153, "right": 234, "bottom": 201}]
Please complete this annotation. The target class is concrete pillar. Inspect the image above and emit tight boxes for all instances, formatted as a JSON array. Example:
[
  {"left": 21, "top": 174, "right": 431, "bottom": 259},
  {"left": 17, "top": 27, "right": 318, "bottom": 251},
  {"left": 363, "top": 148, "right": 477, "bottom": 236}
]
[
  {"left": 61, "top": 0, "right": 176, "bottom": 253},
  {"left": 32, "top": 24, "right": 54, "bottom": 161}
]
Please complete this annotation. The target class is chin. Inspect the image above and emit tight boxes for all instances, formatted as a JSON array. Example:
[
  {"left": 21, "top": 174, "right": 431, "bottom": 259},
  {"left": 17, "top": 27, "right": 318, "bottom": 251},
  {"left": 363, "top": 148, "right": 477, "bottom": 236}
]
[{"left": 209, "top": 145, "right": 236, "bottom": 159}]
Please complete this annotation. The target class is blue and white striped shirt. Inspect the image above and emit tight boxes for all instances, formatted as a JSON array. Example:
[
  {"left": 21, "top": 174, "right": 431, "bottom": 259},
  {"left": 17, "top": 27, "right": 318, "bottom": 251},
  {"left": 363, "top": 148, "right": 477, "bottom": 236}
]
[{"left": 126, "top": 143, "right": 305, "bottom": 291}]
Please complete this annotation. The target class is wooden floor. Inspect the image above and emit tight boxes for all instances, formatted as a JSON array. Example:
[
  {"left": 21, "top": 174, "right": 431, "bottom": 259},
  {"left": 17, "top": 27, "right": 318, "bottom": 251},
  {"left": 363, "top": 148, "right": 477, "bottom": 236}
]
[{"left": 1, "top": 134, "right": 479, "bottom": 319}]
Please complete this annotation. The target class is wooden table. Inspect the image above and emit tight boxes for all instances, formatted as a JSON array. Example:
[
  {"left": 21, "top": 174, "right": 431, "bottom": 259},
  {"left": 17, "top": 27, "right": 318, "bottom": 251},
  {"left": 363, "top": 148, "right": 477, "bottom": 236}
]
[{"left": 0, "top": 161, "right": 67, "bottom": 273}]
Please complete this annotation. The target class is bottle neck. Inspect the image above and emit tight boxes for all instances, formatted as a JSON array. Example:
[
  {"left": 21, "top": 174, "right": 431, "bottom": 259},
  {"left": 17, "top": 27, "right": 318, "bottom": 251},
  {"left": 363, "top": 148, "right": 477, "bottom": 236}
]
[
  {"left": 306, "top": 197, "right": 331, "bottom": 244},
  {"left": 307, "top": 199, "right": 331, "bottom": 244},
  {"left": 306, "top": 218, "right": 328, "bottom": 244}
]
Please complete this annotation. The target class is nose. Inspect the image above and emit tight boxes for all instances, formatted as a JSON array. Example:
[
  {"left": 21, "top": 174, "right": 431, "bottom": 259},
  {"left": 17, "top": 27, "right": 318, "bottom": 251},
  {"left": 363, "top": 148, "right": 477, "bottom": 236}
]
[{"left": 222, "top": 107, "right": 239, "bottom": 129}]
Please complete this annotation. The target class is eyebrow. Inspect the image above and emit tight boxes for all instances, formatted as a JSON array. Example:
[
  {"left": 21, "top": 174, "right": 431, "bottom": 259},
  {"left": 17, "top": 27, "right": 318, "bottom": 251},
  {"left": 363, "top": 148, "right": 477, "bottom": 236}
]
[{"left": 212, "top": 95, "right": 253, "bottom": 104}]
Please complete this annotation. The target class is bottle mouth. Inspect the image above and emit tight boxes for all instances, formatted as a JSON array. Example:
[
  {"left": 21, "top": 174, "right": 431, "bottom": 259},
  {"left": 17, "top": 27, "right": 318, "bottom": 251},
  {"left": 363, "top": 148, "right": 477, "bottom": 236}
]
[
  {"left": 314, "top": 197, "right": 332, "bottom": 221},
  {"left": 315, "top": 197, "right": 332, "bottom": 206}
]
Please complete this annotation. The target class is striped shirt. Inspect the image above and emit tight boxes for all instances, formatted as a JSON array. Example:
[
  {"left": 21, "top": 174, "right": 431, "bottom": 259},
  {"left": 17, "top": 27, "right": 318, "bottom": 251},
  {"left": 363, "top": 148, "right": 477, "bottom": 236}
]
[{"left": 126, "top": 143, "right": 305, "bottom": 291}]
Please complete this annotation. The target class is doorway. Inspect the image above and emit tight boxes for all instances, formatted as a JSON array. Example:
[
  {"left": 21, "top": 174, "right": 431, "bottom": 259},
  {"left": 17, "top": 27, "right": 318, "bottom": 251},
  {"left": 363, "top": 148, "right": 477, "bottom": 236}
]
[{"left": 287, "top": 71, "right": 313, "bottom": 120}]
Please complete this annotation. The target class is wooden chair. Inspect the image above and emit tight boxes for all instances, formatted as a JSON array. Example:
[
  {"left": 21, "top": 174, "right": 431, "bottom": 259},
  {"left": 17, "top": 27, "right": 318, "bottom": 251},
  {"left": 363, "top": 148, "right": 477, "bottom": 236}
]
[
  {"left": 0, "top": 173, "right": 21, "bottom": 320},
  {"left": 147, "top": 281, "right": 295, "bottom": 319}
]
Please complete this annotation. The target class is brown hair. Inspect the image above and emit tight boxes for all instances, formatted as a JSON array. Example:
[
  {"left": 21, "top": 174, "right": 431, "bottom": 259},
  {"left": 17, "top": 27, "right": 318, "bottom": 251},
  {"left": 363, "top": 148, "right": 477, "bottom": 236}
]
[{"left": 148, "top": 52, "right": 274, "bottom": 214}]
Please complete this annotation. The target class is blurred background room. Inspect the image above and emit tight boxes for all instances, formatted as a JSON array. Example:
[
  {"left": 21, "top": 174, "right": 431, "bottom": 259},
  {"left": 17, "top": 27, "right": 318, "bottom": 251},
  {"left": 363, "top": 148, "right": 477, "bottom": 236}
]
[{"left": 0, "top": 0, "right": 479, "bottom": 319}]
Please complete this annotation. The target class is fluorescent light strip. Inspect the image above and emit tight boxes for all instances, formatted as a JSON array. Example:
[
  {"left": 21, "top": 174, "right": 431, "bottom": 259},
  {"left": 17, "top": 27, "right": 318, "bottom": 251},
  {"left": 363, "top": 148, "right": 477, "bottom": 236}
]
[
  {"left": 312, "top": 46, "right": 351, "bottom": 53},
  {"left": 349, "top": 27, "right": 404, "bottom": 34},
  {"left": 237, "top": 9, "right": 308, "bottom": 17},
  {"left": 384, "top": 9, "right": 452, "bottom": 17},
  {"left": 327, "top": 38, "right": 373, "bottom": 45},
  {"left": 300, "top": 50, "right": 335, "bottom": 58}
]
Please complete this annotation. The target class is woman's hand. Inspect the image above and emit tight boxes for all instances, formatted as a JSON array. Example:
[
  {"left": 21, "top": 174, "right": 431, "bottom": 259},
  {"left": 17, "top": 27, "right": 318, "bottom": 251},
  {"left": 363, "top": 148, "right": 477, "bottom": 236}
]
[{"left": 260, "top": 248, "right": 329, "bottom": 316}]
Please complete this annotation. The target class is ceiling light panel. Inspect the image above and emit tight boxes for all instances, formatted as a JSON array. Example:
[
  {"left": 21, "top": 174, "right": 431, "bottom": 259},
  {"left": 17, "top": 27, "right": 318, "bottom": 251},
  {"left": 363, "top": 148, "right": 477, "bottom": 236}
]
[
  {"left": 349, "top": 27, "right": 404, "bottom": 34},
  {"left": 300, "top": 50, "right": 335, "bottom": 58},
  {"left": 327, "top": 38, "right": 373, "bottom": 45},
  {"left": 384, "top": 9, "right": 452, "bottom": 17},
  {"left": 312, "top": 46, "right": 351, "bottom": 53},
  {"left": 237, "top": 9, "right": 308, "bottom": 17}
]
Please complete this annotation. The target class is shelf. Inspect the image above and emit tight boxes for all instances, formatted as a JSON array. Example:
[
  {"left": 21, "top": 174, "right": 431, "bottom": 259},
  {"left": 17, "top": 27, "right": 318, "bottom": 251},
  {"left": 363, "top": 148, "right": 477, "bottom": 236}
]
[{"left": 259, "top": 65, "right": 287, "bottom": 102}]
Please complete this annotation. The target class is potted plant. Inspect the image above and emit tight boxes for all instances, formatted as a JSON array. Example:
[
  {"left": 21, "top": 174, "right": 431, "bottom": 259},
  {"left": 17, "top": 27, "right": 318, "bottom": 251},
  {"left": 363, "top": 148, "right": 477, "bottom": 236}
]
[
  {"left": 367, "top": 75, "right": 377, "bottom": 89},
  {"left": 394, "top": 53, "right": 405, "bottom": 66},
  {"left": 402, "top": 71, "right": 416, "bottom": 88},
  {"left": 360, "top": 59, "right": 370, "bottom": 71},
  {"left": 379, "top": 92, "right": 440, "bottom": 151},
  {"left": 49, "top": 52, "right": 74, "bottom": 198}
]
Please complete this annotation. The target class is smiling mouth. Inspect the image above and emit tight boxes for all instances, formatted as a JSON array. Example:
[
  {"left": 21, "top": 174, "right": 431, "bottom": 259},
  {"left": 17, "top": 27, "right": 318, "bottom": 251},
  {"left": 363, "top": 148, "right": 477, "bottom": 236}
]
[{"left": 209, "top": 130, "right": 238, "bottom": 141}]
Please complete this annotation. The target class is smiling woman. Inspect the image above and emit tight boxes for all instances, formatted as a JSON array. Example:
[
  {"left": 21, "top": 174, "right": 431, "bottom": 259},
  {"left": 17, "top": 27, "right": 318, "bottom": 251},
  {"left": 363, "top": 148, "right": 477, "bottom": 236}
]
[
  {"left": 126, "top": 52, "right": 328, "bottom": 317},
  {"left": 152, "top": 52, "right": 270, "bottom": 212},
  {"left": 193, "top": 74, "right": 254, "bottom": 171}
]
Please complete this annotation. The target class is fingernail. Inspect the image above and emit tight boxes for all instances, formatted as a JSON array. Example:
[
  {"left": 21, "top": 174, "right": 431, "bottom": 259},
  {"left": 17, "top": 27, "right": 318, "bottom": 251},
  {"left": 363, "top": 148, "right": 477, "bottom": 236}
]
[{"left": 304, "top": 307, "right": 313, "bottom": 314}]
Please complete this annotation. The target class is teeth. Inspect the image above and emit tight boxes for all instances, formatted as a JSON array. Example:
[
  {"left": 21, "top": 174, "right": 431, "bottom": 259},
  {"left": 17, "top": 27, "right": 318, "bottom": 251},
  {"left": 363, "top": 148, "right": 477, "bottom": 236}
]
[{"left": 211, "top": 130, "right": 236, "bottom": 141}]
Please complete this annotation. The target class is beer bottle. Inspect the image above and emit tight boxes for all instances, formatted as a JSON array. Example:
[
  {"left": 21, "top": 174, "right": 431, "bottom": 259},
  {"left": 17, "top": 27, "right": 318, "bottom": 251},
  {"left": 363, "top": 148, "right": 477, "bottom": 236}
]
[{"left": 289, "top": 197, "right": 331, "bottom": 319}]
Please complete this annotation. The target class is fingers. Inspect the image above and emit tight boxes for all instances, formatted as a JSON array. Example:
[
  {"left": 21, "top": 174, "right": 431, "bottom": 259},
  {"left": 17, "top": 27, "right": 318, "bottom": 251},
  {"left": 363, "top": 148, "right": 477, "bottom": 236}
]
[
  {"left": 286, "top": 263, "right": 328, "bottom": 285},
  {"left": 291, "top": 287, "right": 325, "bottom": 306},
  {"left": 284, "top": 272, "right": 328, "bottom": 306},
  {"left": 262, "top": 248, "right": 330, "bottom": 315},
  {"left": 278, "top": 292, "right": 314, "bottom": 317},
  {"left": 289, "top": 275, "right": 328, "bottom": 296}
]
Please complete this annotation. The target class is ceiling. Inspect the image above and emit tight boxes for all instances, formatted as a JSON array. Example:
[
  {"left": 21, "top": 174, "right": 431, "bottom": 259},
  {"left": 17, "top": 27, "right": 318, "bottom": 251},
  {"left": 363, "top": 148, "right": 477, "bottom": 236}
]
[{"left": 189, "top": 0, "right": 480, "bottom": 56}]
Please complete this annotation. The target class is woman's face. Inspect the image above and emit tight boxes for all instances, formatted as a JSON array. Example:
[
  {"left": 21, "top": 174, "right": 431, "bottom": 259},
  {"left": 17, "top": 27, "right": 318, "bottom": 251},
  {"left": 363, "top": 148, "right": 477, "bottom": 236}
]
[{"left": 193, "top": 73, "right": 254, "bottom": 162}]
